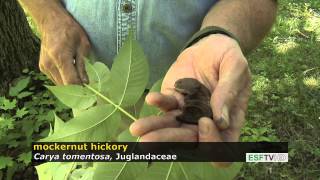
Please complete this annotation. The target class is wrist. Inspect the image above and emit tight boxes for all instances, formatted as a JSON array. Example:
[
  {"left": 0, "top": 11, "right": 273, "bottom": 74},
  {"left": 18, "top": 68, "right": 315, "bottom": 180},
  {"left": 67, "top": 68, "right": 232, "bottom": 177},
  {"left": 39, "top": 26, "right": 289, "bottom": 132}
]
[
  {"left": 182, "top": 26, "right": 241, "bottom": 52},
  {"left": 187, "top": 33, "right": 247, "bottom": 68},
  {"left": 27, "top": 1, "right": 71, "bottom": 34},
  {"left": 41, "top": 6, "right": 71, "bottom": 31},
  {"left": 190, "top": 34, "right": 242, "bottom": 57},
  {"left": 193, "top": 34, "right": 239, "bottom": 48}
]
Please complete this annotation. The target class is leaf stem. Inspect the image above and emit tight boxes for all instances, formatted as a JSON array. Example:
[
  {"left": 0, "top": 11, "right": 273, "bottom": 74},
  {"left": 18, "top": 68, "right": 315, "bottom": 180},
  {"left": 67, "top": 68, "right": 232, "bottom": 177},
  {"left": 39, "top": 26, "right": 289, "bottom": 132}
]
[{"left": 84, "top": 84, "right": 137, "bottom": 121}]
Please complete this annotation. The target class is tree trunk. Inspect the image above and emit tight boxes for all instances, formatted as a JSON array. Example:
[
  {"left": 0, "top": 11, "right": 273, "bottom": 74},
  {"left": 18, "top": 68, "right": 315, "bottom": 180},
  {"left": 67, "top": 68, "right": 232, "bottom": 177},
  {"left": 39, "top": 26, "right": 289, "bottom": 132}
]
[{"left": 0, "top": 0, "right": 40, "bottom": 95}]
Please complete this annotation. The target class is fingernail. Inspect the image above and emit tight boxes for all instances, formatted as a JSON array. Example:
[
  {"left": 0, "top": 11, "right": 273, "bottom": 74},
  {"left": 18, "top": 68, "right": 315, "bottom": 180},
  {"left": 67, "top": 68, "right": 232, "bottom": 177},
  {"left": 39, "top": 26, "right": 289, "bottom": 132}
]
[
  {"left": 216, "top": 117, "right": 228, "bottom": 130},
  {"left": 222, "top": 105, "right": 229, "bottom": 120},
  {"left": 219, "top": 106, "right": 230, "bottom": 129},
  {"left": 199, "top": 118, "right": 210, "bottom": 135},
  {"left": 216, "top": 117, "right": 225, "bottom": 125},
  {"left": 83, "top": 77, "right": 88, "bottom": 84}
]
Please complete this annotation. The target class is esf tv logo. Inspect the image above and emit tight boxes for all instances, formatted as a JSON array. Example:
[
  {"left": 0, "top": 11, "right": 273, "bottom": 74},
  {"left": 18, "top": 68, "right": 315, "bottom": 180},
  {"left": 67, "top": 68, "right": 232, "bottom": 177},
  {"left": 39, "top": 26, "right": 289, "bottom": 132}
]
[{"left": 246, "top": 153, "right": 288, "bottom": 162}]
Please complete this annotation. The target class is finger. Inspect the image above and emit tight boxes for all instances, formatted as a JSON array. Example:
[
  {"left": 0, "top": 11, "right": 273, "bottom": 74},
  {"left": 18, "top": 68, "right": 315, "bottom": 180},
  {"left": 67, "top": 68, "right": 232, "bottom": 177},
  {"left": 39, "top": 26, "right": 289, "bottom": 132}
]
[
  {"left": 226, "top": 108, "right": 246, "bottom": 142},
  {"left": 39, "top": 62, "right": 55, "bottom": 84},
  {"left": 198, "top": 117, "right": 222, "bottom": 142},
  {"left": 219, "top": 81, "right": 250, "bottom": 142},
  {"left": 139, "top": 127, "right": 197, "bottom": 142},
  {"left": 39, "top": 48, "right": 53, "bottom": 82},
  {"left": 39, "top": 51, "right": 63, "bottom": 85},
  {"left": 43, "top": 70, "right": 56, "bottom": 85},
  {"left": 44, "top": 43, "right": 82, "bottom": 85},
  {"left": 76, "top": 41, "right": 90, "bottom": 84},
  {"left": 145, "top": 92, "right": 180, "bottom": 112},
  {"left": 49, "top": 66, "right": 64, "bottom": 85},
  {"left": 211, "top": 57, "right": 250, "bottom": 130},
  {"left": 56, "top": 55, "right": 82, "bottom": 85},
  {"left": 198, "top": 117, "right": 231, "bottom": 168},
  {"left": 130, "top": 110, "right": 182, "bottom": 137}
]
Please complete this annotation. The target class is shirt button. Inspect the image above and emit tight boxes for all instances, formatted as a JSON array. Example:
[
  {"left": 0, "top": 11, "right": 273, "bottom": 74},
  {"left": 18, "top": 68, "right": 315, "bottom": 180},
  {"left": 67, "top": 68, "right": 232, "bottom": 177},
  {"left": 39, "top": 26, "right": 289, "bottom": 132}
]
[{"left": 122, "top": 3, "right": 133, "bottom": 13}]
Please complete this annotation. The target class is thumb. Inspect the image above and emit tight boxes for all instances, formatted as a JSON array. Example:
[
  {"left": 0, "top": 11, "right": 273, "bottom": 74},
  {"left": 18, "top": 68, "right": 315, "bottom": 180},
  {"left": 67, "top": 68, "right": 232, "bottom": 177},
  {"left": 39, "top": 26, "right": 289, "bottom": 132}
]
[
  {"left": 198, "top": 117, "right": 232, "bottom": 168},
  {"left": 210, "top": 81, "right": 235, "bottom": 130},
  {"left": 198, "top": 117, "right": 222, "bottom": 142},
  {"left": 211, "top": 54, "right": 250, "bottom": 130}
]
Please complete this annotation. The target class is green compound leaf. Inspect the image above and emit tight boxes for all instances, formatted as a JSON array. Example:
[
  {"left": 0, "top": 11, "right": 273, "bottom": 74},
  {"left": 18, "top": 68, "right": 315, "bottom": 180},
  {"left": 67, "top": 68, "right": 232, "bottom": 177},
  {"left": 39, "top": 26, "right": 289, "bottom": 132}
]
[
  {"left": 40, "top": 104, "right": 121, "bottom": 142},
  {"left": 109, "top": 33, "right": 149, "bottom": 107},
  {"left": 46, "top": 85, "right": 96, "bottom": 110},
  {"left": 53, "top": 113, "right": 65, "bottom": 132},
  {"left": 52, "top": 162, "right": 76, "bottom": 180},
  {"left": 86, "top": 60, "right": 111, "bottom": 92},
  {"left": 36, "top": 162, "right": 79, "bottom": 180},
  {"left": 39, "top": 34, "right": 243, "bottom": 180},
  {"left": 35, "top": 162, "right": 68, "bottom": 180},
  {"left": 139, "top": 79, "right": 163, "bottom": 118},
  {"left": 182, "top": 162, "right": 242, "bottom": 180},
  {"left": 35, "top": 163, "right": 56, "bottom": 180},
  {"left": 93, "top": 162, "right": 147, "bottom": 180},
  {"left": 117, "top": 129, "right": 136, "bottom": 142},
  {"left": 69, "top": 167, "right": 95, "bottom": 180},
  {"left": 138, "top": 162, "right": 242, "bottom": 180}
]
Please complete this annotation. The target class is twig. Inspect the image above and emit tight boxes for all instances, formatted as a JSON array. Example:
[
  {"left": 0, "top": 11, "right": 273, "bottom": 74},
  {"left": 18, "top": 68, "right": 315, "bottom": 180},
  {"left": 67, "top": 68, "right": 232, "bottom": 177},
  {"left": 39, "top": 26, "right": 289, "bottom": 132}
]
[{"left": 84, "top": 84, "right": 137, "bottom": 122}]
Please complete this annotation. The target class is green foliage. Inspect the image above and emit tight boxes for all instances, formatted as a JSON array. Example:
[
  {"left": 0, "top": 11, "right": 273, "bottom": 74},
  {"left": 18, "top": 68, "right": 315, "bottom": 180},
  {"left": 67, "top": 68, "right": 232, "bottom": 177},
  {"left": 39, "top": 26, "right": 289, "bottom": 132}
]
[
  {"left": 9, "top": 77, "right": 30, "bottom": 97},
  {"left": 0, "top": 70, "right": 72, "bottom": 179},
  {"left": 237, "top": 1, "right": 320, "bottom": 179},
  {"left": 20, "top": 1, "right": 320, "bottom": 179},
  {"left": 17, "top": 152, "right": 32, "bottom": 165},
  {"left": 139, "top": 79, "right": 163, "bottom": 118},
  {"left": 85, "top": 61, "right": 111, "bottom": 92},
  {"left": 46, "top": 85, "right": 96, "bottom": 110},
  {"left": 109, "top": 33, "right": 149, "bottom": 107},
  {"left": 0, "top": 157, "right": 14, "bottom": 169},
  {"left": 0, "top": 98, "right": 17, "bottom": 110},
  {"left": 0, "top": 117, "right": 14, "bottom": 139},
  {"left": 42, "top": 104, "right": 121, "bottom": 142},
  {"left": 241, "top": 125, "right": 278, "bottom": 142},
  {"left": 36, "top": 34, "right": 241, "bottom": 180}
]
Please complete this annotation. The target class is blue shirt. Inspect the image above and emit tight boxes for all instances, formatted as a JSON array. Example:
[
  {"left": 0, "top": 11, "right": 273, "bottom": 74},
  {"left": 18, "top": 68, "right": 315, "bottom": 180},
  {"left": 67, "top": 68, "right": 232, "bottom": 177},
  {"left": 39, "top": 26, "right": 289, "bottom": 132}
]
[{"left": 61, "top": 0, "right": 218, "bottom": 86}]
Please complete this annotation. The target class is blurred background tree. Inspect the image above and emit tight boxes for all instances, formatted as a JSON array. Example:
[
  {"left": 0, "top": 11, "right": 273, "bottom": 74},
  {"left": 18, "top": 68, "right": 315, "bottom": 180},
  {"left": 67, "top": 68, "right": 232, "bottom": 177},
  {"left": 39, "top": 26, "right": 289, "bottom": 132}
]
[{"left": 0, "top": 0, "right": 39, "bottom": 95}]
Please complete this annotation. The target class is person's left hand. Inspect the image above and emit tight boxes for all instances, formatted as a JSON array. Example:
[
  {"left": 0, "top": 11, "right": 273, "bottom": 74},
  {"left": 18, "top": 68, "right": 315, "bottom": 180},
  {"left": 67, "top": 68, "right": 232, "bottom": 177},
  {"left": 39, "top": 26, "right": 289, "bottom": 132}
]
[{"left": 130, "top": 34, "right": 251, "bottom": 165}]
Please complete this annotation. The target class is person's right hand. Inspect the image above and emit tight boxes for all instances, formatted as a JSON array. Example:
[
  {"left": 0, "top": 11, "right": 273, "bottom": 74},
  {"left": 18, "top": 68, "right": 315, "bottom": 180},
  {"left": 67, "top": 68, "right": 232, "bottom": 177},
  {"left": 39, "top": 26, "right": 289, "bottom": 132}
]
[{"left": 39, "top": 7, "right": 91, "bottom": 85}]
